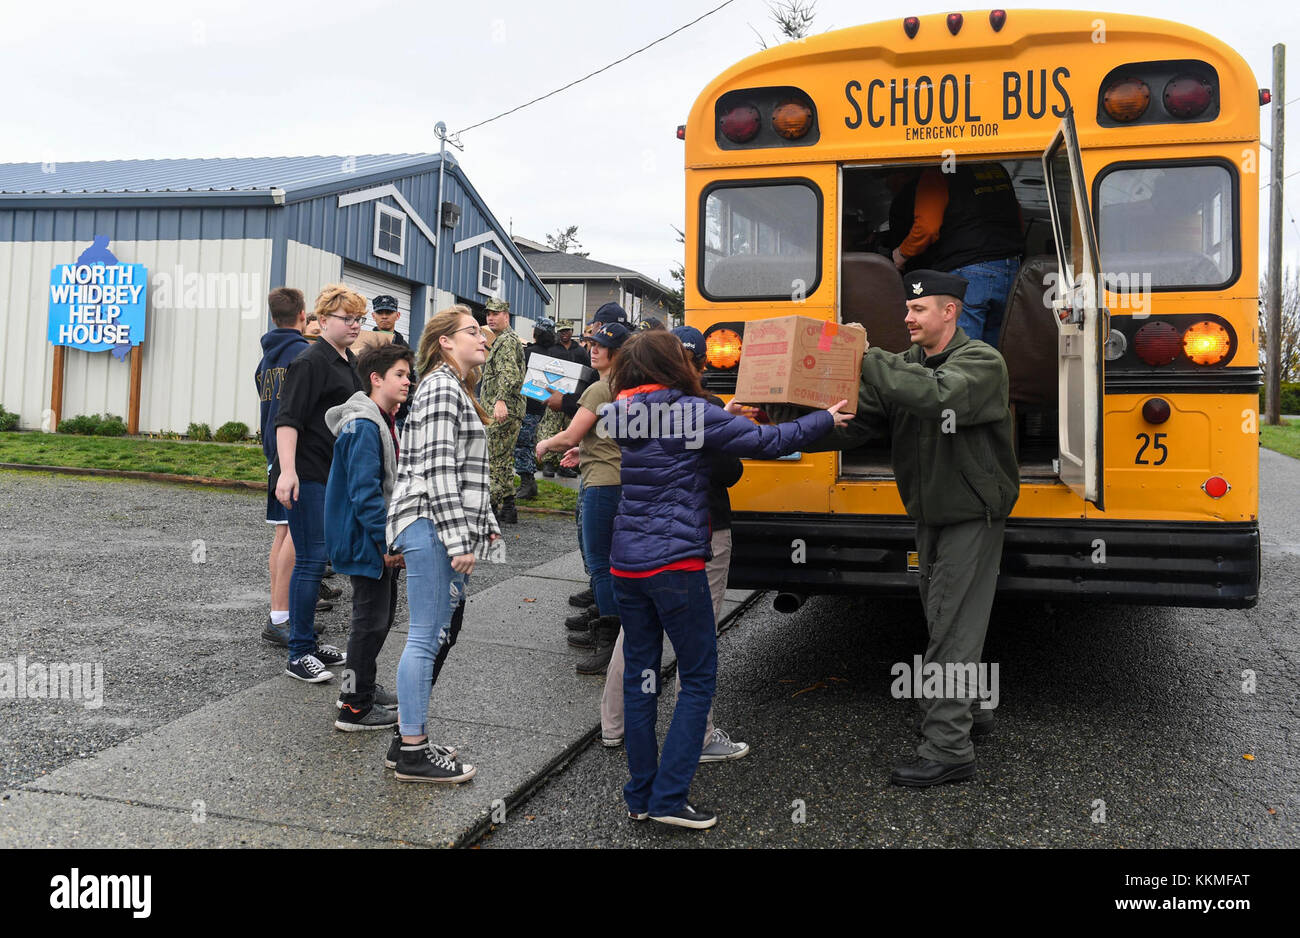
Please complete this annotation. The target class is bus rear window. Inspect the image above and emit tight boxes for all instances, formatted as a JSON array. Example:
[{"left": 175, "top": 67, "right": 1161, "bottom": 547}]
[
  {"left": 701, "top": 181, "right": 820, "bottom": 300},
  {"left": 1096, "top": 163, "right": 1236, "bottom": 289}
]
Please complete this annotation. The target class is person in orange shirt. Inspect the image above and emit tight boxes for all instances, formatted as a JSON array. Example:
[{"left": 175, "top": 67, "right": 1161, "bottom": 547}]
[{"left": 888, "top": 162, "right": 1023, "bottom": 348}]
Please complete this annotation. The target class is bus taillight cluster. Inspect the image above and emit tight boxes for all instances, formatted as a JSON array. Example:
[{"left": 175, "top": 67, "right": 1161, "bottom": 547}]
[
  {"left": 1133, "top": 319, "right": 1233, "bottom": 367},
  {"left": 1097, "top": 60, "right": 1219, "bottom": 127},
  {"left": 715, "top": 87, "right": 818, "bottom": 149}
]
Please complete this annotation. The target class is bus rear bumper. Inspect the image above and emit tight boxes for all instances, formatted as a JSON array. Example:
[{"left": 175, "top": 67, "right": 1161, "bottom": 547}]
[{"left": 728, "top": 513, "right": 1260, "bottom": 609}]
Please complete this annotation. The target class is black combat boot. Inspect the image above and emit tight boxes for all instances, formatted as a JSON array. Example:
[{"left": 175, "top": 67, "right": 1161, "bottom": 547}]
[
  {"left": 499, "top": 496, "right": 518, "bottom": 525},
  {"left": 515, "top": 473, "right": 538, "bottom": 500},
  {"left": 565, "top": 603, "right": 599, "bottom": 630},
  {"left": 568, "top": 587, "right": 595, "bottom": 608},
  {"left": 575, "top": 617, "right": 620, "bottom": 674}
]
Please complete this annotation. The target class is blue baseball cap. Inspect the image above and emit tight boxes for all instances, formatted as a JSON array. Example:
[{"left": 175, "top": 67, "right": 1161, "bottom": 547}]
[
  {"left": 672, "top": 325, "right": 707, "bottom": 361},
  {"left": 592, "top": 303, "right": 629, "bottom": 326},
  {"left": 590, "top": 322, "right": 630, "bottom": 349}
]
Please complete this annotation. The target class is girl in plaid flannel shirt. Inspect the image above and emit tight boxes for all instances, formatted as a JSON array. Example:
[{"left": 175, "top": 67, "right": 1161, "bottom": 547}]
[{"left": 386, "top": 305, "right": 501, "bottom": 783}]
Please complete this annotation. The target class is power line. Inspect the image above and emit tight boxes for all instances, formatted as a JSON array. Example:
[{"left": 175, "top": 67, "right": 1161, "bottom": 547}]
[{"left": 454, "top": 0, "right": 740, "bottom": 136}]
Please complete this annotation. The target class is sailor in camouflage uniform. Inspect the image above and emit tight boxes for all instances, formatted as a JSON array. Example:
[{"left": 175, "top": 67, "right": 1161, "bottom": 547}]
[{"left": 479, "top": 298, "right": 525, "bottom": 524}]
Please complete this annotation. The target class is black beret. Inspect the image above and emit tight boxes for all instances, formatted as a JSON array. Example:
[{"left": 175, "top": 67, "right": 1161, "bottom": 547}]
[{"left": 903, "top": 269, "right": 968, "bottom": 301}]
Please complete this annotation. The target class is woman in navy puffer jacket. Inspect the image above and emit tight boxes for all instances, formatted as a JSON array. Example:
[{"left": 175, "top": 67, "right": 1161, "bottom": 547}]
[{"left": 605, "top": 331, "right": 849, "bottom": 830}]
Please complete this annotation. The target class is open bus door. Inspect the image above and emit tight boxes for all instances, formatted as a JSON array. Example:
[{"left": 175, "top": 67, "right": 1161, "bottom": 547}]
[{"left": 1042, "top": 108, "right": 1106, "bottom": 510}]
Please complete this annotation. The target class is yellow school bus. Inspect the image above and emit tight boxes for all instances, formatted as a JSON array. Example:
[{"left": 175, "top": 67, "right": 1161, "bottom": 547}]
[{"left": 684, "top": 9, "right": 1262, "bottom": 607}]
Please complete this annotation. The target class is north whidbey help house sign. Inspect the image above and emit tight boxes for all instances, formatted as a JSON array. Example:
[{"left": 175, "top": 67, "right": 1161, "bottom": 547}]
[{"left": 47, "top": 257, "right": 147, "bottom": 353}]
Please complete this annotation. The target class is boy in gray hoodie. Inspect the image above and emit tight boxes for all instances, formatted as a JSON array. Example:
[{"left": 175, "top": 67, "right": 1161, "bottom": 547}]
[{"left": 324, "top": 343, "right": 414, "bottom": 730}]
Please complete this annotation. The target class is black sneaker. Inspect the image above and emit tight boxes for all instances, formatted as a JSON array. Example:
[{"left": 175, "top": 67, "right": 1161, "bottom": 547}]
[
  {"left": 649, "top": 803, "right": 717, "bottom": 830},
  {"left": 334, "top": 703, "right": 398, "bottom": 732},
  {"left": 285, "top": 654, "right": 333, "bottom": 683},
  {"left": 565, "top": 604, "right": 598, "bottom": 630},
  {"left": 313, "top": 643, "right": 346, "bottom": 667},
  {"left": 319, "top": 580, "right": 342, "bottom": 601},
  {"left": 383, "top": 729, "right": 457, "bottom": 768},
  {"left": 315, "top": 599, "right": 333, "bottom": 613},
  {"left": 568, "top": 587, "right": 595, "bottom": 608},
  {"left": 393, "top": 741, "right": 476, "bottom": 783}
]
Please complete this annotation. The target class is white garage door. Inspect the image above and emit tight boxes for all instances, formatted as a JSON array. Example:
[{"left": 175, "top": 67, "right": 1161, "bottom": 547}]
[{"left": 342, "top": 262, "right": 414, "bottom": 344}]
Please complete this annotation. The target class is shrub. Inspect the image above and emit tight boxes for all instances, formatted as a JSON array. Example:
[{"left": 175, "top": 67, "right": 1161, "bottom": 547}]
[
  {"left": 187, "top": 422, "right": 212, "bottom": 441},
  {"left": 56, "top": 413, "right": 103, "bottom": 435},
  {"left": 0, "top": 406, "right": 18, "bottom": 432},
  {"left": 1259, "top": 382, "right": 1300, "bottom": 416},
  {"left": 94, "top": 416, "right": 128, "bottom": 437},
  {"left": 214, "top": 420, "right": 250, "bottom": 443}
]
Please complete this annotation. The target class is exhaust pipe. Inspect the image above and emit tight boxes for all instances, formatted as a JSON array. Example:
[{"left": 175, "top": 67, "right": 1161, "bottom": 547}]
[{"left": 773, "top": 591, "right": 807, "bottom": 614}]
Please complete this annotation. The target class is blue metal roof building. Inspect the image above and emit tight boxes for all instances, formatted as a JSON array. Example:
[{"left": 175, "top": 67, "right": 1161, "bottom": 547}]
[{"left": 0, "top": 154, "right": 549, "bottom": 433}]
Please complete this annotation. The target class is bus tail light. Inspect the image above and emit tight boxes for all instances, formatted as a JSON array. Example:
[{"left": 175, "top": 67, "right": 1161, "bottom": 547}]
[
  {"left": 1202, "top": 476, "right": 1230, "bottom": 499},
  {"left": 706, "top": 328, "right": 743, "bottom": 369},
  {"left": 1133, "top": 322, "right": 1182, "bottom": 366},
  {"left": 1164, "top": 75, "right": 1213, "bottom": 118},
  {"left": 1182, "top": 320, "right": 1231, "bottom": 365},
  {"left": 772, "top": 100, "right": 813, "bottom": 139},
  {"left": 903, "top": 17, "right": 919, "bottom": 38},
  {"left": 946, "top": 13, "right": 963, "bottom": 35},
  {"left": 719, "top": 105, "right": 761, "bottom": 143},
  {"left": 1102, "top": 77, "right": 1151, "bottom": 122},
  {"left": 989, "top": 10, "right": 1006, "bottom": 31}
]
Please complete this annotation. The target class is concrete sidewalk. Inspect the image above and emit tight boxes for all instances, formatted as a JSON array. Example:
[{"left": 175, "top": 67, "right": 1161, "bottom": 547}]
[{"left": 0, "top": 549, "right": 754, "bottom": 848}]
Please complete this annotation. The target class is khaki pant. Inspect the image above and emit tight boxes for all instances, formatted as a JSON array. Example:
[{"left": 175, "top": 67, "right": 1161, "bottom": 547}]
[
  {"left": 914, "top": 516, "right": 1005, "bottom": 765},
  {"left": 601, "top": 528, "right": 732, "bottom": 743}
]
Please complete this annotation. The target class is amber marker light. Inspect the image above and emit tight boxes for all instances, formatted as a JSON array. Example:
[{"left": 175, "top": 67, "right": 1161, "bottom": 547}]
[
  {"left": 706, "top": 328, "right": 743, "bottom": 369},
  {"left": 772, "top": 100, "right": 814, "bottom": 139},
  {"left": 1183, "top": 320, "right": 1231, "bottom": 365},
  {"left": 1103, "top": 77, "right": 1151, "bottom": 122}
]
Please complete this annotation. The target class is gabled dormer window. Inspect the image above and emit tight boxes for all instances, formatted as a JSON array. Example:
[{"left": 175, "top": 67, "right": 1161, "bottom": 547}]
[{"left": 373, "top": 203, "right": 406, "bottom": 264}]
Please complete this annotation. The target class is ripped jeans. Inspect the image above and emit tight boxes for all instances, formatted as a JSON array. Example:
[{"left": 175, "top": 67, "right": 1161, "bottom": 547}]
[{"left": 393, "top": 518, "right": 468, "bottom": 737}]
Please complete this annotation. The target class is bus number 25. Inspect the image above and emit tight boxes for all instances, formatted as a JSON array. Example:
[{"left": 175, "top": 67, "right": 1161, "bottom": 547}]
[{"left": 1135, "top": 432, "right": 1169, "bottom": 466}]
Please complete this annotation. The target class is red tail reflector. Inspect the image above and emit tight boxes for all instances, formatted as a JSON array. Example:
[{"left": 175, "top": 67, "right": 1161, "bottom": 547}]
[{"left": 1202, "top": 476, "right": 1230, "bottom": 499}]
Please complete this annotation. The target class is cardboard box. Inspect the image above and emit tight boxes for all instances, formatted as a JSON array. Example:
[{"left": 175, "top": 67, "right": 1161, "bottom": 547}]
[
  {"left": 734, "top": 316, "right": 867, "bottom": 412},
  {"left": 521, "top": 351, "right": 598, "bottom": 402}
]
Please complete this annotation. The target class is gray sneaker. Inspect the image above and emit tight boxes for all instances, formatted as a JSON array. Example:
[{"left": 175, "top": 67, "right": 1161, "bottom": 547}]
[
  {"left": 334, "top": 703, "right": 398, "bottom": 732},
  {"left": 699, "top": 728, "right": 750, "bottom": 763}
]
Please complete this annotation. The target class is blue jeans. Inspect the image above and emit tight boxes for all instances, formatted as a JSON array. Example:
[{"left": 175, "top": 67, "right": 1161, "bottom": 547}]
[
  {"left": 615, "top": 569, "right": 717, "bottom": 816},
  {"left": 580, "top": 485, "right": 621, "bottom": 617},
  {"left": 576, "top": 479, "right": 588, "bottom": 577},
  {"left": 393, "top": 518, "right": 467, "bottom": 737},
  {"left": 285, "top": 481, "right": 327, "bottom": 662},
  {"left": 953, "top": 256, "right": 1019, "bottom": 346}
]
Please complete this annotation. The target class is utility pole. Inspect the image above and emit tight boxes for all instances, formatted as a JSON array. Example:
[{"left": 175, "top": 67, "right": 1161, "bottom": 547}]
[{"left": 1265, "top": 44, "right": 1286, "bottom": 425}]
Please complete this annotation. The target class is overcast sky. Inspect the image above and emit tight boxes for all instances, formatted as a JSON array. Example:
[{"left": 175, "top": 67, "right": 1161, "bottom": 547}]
[{"left": 2, "top": 0, "right": 1295, "bottom": 285}]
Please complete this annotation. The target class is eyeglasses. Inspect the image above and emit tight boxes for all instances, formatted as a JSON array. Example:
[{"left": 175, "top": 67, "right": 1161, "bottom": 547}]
[
  {"left": 453, "top": 325, "right": 484, "bottom": 338},
  {"left": 328, "top": 314, "right": 365, "bottom": 326}
]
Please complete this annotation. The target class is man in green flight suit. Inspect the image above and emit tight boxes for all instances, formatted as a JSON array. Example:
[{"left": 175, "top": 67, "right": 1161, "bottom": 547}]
[
  {"left": 480, "top": 297, "right": 526, "bottom": 524},
  {"left": 777, "top": 268, "right": 1019, "bottom": 787}
]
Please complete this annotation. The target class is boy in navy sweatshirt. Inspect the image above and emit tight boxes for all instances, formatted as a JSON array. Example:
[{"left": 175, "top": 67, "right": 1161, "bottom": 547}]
[
  {"left": 324, "top": 343, "right": 414, "bottom": 730},
  {"left": 254, "top": 288, "right": 310, "bottom": 645}
]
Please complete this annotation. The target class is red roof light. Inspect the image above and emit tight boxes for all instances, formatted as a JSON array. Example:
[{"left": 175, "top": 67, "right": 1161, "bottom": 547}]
[
  {"left": 947, "top": 13, "right": 963, "bottom": 35},
  {"left": 989, "top": 10, "right": 1006, "bottom": 31}
]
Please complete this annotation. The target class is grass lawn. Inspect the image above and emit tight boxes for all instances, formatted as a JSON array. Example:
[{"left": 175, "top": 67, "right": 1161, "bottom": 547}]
[
  {"left": 1260, "top": 419, "right": 1300, "bottom": 460},
  {"left": 0, "top": 431, "right": 580, "bottom": 510},
  {"left": 0, "top": 431, "right": 267, "bottom": 481}
]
